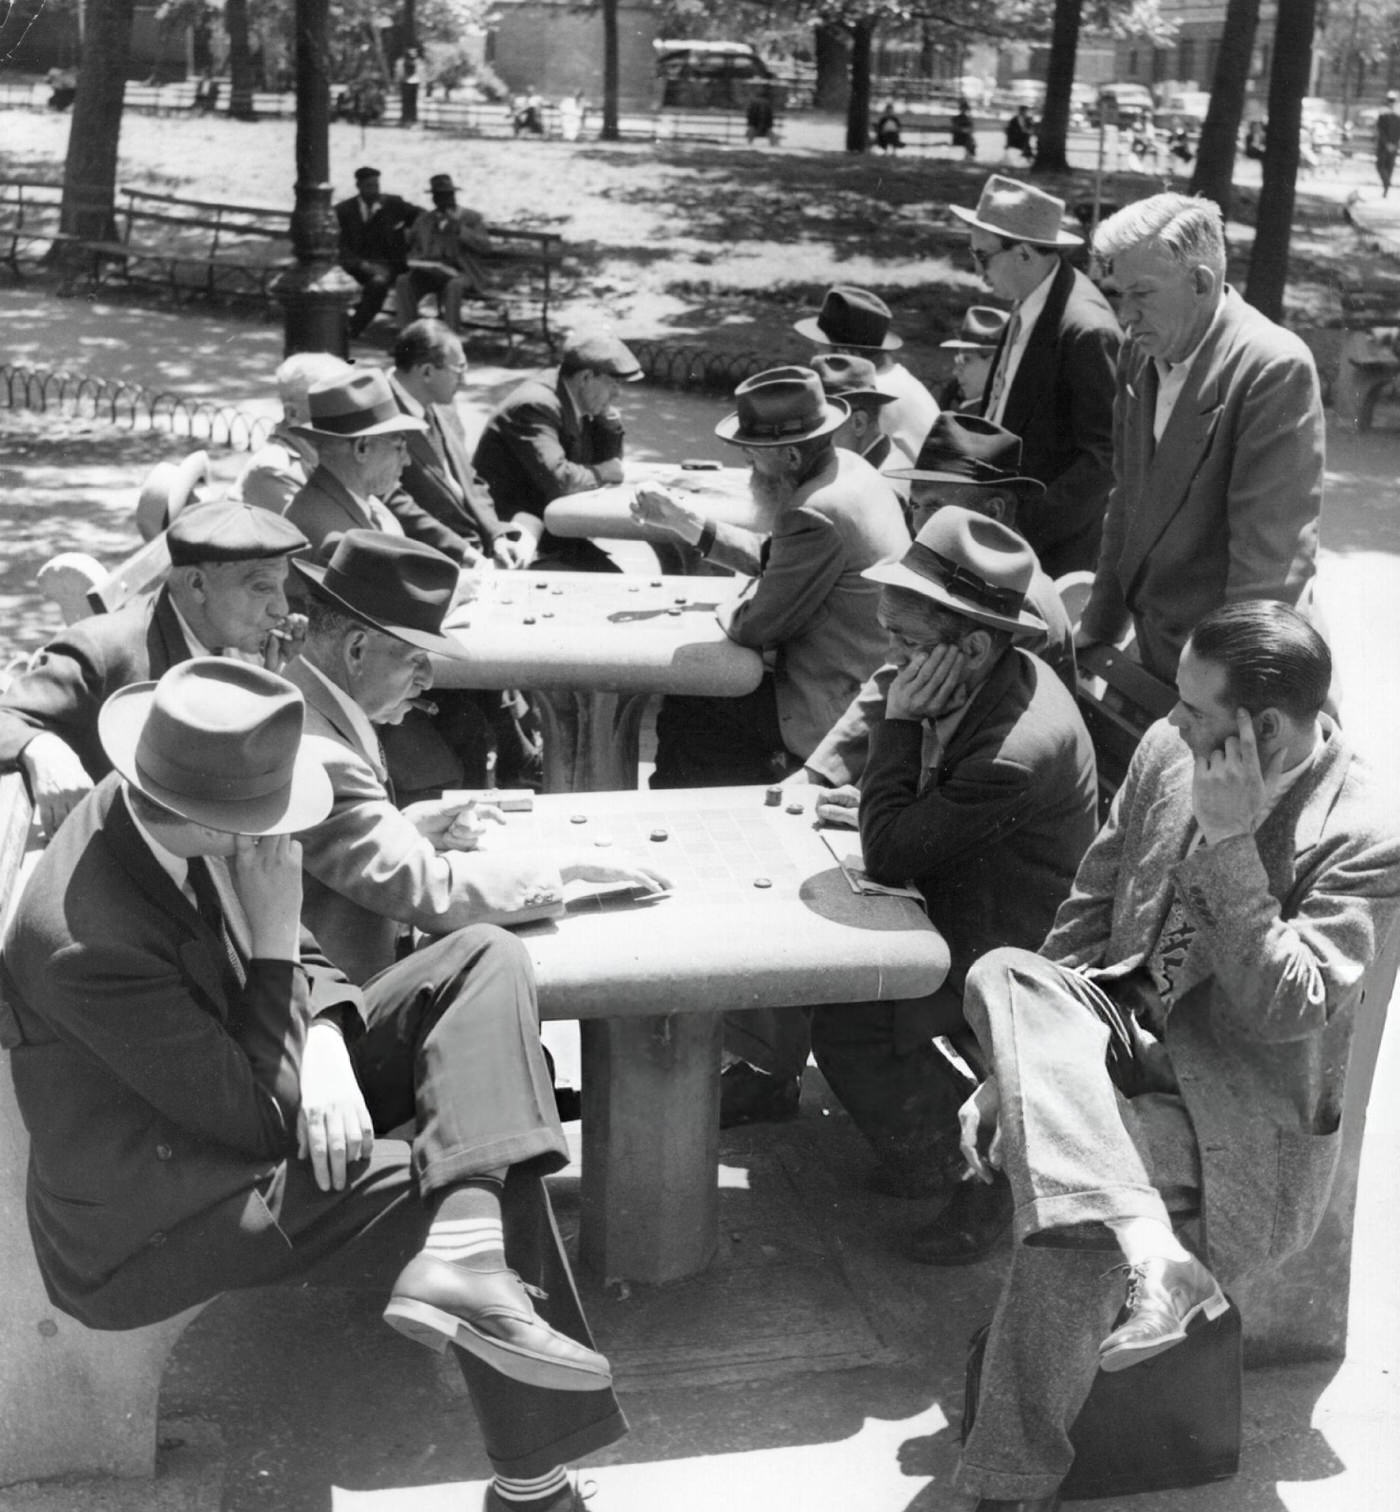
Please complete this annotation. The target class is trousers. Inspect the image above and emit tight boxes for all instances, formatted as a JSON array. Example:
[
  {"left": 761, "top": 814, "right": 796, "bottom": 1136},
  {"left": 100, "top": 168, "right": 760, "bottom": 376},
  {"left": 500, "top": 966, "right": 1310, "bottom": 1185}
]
[{"left": 954, "top": 947, "right": 1201, "bottom": 1502}]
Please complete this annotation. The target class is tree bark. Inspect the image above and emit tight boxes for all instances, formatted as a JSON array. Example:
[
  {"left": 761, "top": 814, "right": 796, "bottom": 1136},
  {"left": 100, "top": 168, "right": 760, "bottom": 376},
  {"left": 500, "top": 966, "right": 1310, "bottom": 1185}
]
[
  {"left": 814, "top": 22, "right": 850, "bottom": 113},
  {"left": 601, "top": 0, "right": 619, "bottom": 141},
  {"left": 1191, "top": 0, "right": 1262, "bottom": 216},
  {"left": 846, "top": 18, "right": 875, "bottom": 153},
  {"left": 225, "top": 0, "right": 257, "bottom": 118},
  {"left": 1247, "top": 0, "right": 1316, "bottom": 319},
  {"left": 1033, "top": 0, "right": 1081, "bottom": 175},
  {"left": 59, "top": 0, "right": 136, "bottom": 245}
]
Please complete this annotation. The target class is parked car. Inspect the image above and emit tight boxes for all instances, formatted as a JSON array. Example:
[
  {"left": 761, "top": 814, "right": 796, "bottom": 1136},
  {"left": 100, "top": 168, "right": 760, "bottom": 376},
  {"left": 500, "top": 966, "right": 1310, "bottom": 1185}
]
[
  {"left": 653, "top": 40, "right": 783, "bottom": 110},
  {"left": 1161, "top": 89, "right": 1210, "bottom": 128},
  {"left": 1087, "top": 82, "right": 1155, "bottom": 128}
]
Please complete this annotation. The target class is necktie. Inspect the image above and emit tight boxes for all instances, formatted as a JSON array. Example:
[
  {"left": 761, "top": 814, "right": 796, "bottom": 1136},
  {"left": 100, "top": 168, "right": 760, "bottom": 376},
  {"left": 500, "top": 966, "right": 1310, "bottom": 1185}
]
[
  {"left": 187, "top": 855, "right": 247, "bottom": 995},
  {"left": 984, "top": 308, "right": 1022, "bottom": 423}
]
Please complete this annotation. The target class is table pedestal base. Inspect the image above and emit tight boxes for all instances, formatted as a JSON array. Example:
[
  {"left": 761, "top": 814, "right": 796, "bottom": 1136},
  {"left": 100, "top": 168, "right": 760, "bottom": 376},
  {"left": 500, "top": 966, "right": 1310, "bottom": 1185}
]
[
  {"left": 578, "top": 1014, "right": 721, "bottom": 1283},
  {"left": 533, "top": 689, "right": 652, "bottom": 793}
]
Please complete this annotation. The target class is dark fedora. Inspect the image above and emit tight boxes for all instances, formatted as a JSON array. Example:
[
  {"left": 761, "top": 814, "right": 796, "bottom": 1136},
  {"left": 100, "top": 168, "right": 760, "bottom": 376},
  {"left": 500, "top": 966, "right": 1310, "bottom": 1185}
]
[
  {"left": 864, "top": 506, "right": 1045, "bottom": 636},
  {"left": 887, "top": 413, "right": 1043, "bottom": 492},
  {"left": 291, "top": 368, "right": 427, "bottom": 442},
  {"left": 793, "top": 286, "right": 903, "bottom": 351},
  {"left": 428, "top": 173, "right": 457, "bottom": 194},
  {"left": 714, "top": 366, "right": 849, "bottom": 448},
  {"left": 99, "top": 658, "right": 333, "bottom": 835},
  {"left": 951, "top": 174, "right": 1082, "bottom": 248},
  {"left": 291, "top": 530, "right": 468, "bottom": 660},
  {"left": 810, "top": 353, "right": 896, "bottom": 408},
  {"left": 940, "top": 305, "right": 1011, "bottom": 351}
]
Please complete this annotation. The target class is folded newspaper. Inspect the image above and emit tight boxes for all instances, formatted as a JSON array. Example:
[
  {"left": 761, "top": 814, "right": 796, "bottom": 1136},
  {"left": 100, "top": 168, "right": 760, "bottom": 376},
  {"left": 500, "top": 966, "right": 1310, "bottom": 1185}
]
[{"left": 819, "top": 830, "right": 923, "bottom": 901}]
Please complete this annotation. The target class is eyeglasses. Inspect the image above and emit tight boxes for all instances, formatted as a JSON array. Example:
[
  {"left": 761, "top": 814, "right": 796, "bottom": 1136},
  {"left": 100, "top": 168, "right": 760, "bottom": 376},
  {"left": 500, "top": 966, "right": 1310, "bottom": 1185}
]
[{"left": 970, "top": 241, "right": 1019, "bottom": 270}]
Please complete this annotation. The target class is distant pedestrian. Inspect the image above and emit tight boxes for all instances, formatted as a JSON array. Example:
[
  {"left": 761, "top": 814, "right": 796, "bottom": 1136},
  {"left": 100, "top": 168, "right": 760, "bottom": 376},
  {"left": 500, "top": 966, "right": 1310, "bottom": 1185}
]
[
  {"left": 1376, "top": 91, "right": 1400, "bottom": 196},
  {"left": 1004, "top": 105, "right": 1035, "bottom": 165},
  {"left": 950, "top": 97, "right": 977, "bottom": 160},
  {"left": 874, "top": 101, "right": 902, "bottom": 153},
  {"left": 398, "top": 49, "right": 419, "bottom": 126},
  {"left": 746, "top": 86, "right": 776, "bottom": 144}
]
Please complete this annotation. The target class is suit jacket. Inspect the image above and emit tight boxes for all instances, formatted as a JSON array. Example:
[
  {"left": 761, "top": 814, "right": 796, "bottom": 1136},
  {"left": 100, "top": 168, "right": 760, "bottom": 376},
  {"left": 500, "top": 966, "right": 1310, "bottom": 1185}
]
[
  {"left": 1079, "top": 287, "right": 1323, "bottom": 681},
  {"left": 285, "top": 658, "right": 563, "bottom": 985},
  {"left": 989, "top": 260, "right": 1121, "bottom": 578},
  {"left": 1044, "top": 717, "right": 1400, "bottom": 1279},
  {"left": 0, "top": 589, "right": 188, "bottom": 779},
  {"left": 285, "top": 464, "right": 470, "bottom": 564},
  {"left": 859, "top": 648, "right": 1098, "bottom": 991},
  {"left": 335, "top": 192, "right": 419, "bottom": 273},
  {"left": 0, "top": 775, "right": 364, "bottom": 1326},
  {"left": 388, "top": 374, "right": 506, "bottom": 552},
  {"left": 717, "top": 448, "right": 910, "bottom": 761},
  {"left": 804, "top": 562, "right": 1078, "bottom": 787}
]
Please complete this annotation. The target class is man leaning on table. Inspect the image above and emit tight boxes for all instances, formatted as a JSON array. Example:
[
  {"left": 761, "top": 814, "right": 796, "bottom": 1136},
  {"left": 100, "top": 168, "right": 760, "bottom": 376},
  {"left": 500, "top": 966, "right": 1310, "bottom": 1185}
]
[{"left": 647, "top": 365, "right": 910, "bottom": 789}]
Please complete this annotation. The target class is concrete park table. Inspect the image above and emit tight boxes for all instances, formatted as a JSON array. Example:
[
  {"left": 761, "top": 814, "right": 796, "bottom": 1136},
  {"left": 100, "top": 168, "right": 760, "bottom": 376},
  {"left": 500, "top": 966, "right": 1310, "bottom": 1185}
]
[
  {"left": 431, "top": 571, "right": 764, "bottom": 792},
  {"left": 482, "top": 784, "right": 949, "bottom": 1283},
  {"left": 544, "top": 462, "right": 772, "bottom": 574}
]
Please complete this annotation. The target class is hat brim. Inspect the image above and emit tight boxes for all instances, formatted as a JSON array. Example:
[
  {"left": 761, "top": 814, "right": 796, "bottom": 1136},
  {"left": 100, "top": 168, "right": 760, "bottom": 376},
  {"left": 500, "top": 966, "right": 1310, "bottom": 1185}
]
[
  {"left": 714, "top": 395, "right": 850, "bottom": 447},
  {"left": 99, "top": 683, "right": 335, "bottom": 835},
  {"left": 862, "top": 559, "right": 1046, "bottom": 636},
  {"left": 289, "top": 412, "right": 427, "bottom": 442},
  {"left": 885, "top": 466, "right": 1045, "bottom": 495},
  {"left": 832, "top": 388, "right": 898, "bottom": 407},
  {"left": 792, "top": 315, "right": 903, "bottom": 351},
  {"left": 940, "top": 338, "right": 998, "bottom": 351},
  {"left": 136, "top": 451, "right": 209, "bottom": 542},
  {"left": 290, "top": 558, "right": 470, "bottom": 660},
  {"left": 950, "top": 203, "right": 1083, "bottom": 248}
]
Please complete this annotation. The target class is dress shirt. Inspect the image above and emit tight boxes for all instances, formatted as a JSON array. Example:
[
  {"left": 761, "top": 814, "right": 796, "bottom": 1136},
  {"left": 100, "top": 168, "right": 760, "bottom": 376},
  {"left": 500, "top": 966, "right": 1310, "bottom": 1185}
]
[
  {"left": 1152, "top": 297, "right": 1225, "bottom": 442},
  {"left": 984, "top": 265, "right": 1056, "bottom": 425}
]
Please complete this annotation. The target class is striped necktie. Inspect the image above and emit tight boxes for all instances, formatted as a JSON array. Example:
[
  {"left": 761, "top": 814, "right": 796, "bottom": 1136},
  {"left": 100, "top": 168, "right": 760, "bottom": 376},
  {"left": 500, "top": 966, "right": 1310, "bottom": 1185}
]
[
  {"left": 984, "top": 308, "right": 1022, "bottom": 423},
  {"left": 187, "top": 855, "right": 248, "bottom": 996}
]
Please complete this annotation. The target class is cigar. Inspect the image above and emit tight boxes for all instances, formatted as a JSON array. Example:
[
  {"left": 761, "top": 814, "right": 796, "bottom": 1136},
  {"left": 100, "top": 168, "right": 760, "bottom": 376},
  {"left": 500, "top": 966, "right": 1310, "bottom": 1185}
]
[{"left": 408, "top": 697, "right": 439, "bottom": 716}]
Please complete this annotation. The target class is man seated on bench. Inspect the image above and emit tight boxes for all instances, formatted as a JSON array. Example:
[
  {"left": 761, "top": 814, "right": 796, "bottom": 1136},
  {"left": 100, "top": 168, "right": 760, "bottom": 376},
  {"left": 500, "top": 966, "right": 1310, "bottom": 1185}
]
[
  {"left": 397, "top": 173, "right": 497, "bottom": 334},
  {"left": 282, "top": 530, "right": 670, "bottom": 985},
  {"left": 239, "top": 352, "right": 354, "bottom": 514},
  {"left": 0, "top": 500, "right": 307, "bottom": 837},
  {"left": 949, "top": 602, "right": 1400, "bottom": 1512},
  {"left": 0, "top": 658, "right": 625, "bottom": 1512}
]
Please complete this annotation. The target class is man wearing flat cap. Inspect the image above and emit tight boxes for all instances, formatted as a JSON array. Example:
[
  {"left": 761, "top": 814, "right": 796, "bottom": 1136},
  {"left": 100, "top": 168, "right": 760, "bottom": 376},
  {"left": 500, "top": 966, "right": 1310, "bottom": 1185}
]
[
  {"left": 473, "top": 327, "right": 643, "bottom": 572},
  {"left": 649, "top": 365, "right": 909, "bottom": 788},
  {"left": 0, "top": 499, "right": 308, "bottom": 837},
  {"left": 1, "top": 657, "right": 625, "bottom": 1512},
  {"left": 283, "top": 531, "right": 669, "bottom": 985},
  {"left": 397, "top": 173, "right": 497, "bottom": 333},
  {"left": 795, "top": 284, "right": 939, "bottom": 468},
  {"left": 953, "top": 175, "right": 1120, "bottom": 578},
  {"left": 335, "top": 166, "right": 420, "bottom": 341}
]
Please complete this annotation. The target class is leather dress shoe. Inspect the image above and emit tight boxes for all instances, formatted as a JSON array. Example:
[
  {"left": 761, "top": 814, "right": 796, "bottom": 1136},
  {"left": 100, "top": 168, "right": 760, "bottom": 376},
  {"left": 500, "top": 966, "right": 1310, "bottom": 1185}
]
[
  {"left": 975, "top": 1496, "right": 1061, "bottom": 1510},
  {"left": 1098, "top": 1253, "right": 1228, "bottom": 1371},
  {"left": 385, "top": 1254, "right": 612, "bottom": 1391},
  {"left": 907, "top": 1174, "right": 1013, "bottom": 1265},
  {"left": 719, "top": 1061, "right": 801, "bottom": 1128}
]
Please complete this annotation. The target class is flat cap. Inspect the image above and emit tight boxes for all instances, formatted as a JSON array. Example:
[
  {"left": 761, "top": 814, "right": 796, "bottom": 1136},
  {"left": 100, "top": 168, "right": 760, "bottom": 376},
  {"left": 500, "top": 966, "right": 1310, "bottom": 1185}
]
[
  {"left": 560, "top": 328, "right": 643, "bottom": 382},
  {"left": 167, "top": 499, "right": 309, "bottom": 566},
  {"left": 354, "top": 165, "right": 380, "bottom": 181}
]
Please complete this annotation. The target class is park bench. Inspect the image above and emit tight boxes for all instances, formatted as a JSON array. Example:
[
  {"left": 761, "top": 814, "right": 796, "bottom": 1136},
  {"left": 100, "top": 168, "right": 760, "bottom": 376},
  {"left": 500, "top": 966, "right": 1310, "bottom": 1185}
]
[
  {"left": 1331, "top": 282, "right": 1400, "bottom": 430},
  {"left": 0, "top": 178, "right": 65, "bottom": 277}
]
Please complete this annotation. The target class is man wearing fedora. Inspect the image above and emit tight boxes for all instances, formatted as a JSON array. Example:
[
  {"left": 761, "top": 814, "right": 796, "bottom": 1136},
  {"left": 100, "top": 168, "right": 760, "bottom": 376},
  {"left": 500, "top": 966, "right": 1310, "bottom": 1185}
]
[
  {"left": 396, "top": 174, "right": 496, "bottom": 333},
  {"left": 794, "top": 285, "right": 940, "bottom": 469},
  {"left": 0, "top": 500, "right": 308, "bottom": 838},
  {"left": 939, "top": 306, "right": 1008, "bottom": 413},
  {"left": 953, "top": 175, "right": 1120, "bottom": 579},
  {"left": 811, "top": 351, "right": 903, "bottom": 481},
  {"left": 239, "top": 352, "right": 353, "bottom": 514},
  {"left": 1079, "top": 193, "right": 1324, "bottom": 685},
  {"left": 335, "top": 166, "right": 420, "bottom": 341},
  {"left": 948, "top": 602, "right": 1400, "bottom": 1511},
  {"left": 649, "top": 365, "right": 909, "bottom": 790},
  {"left": 473, "top": 328, "right": 643, "bottom": 573},
  {"left": 1, "top": 658, "right": 627, "bottom": 1512},
  {"left": 283, "top": 532, "right": 670, "bottom": 985}
]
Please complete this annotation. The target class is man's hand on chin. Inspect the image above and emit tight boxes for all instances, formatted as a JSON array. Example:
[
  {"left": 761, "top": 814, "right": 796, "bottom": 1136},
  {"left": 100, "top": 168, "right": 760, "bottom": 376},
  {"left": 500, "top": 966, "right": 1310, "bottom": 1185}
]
[{"left": 1193, "top": 708, "right": 1286, "bottom": 844}]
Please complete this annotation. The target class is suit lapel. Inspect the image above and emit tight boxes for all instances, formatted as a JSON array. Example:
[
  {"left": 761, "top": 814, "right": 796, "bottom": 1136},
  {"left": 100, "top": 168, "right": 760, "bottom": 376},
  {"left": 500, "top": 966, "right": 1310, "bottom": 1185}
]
[
  {"left": 935, "top": 649, "right": 1024, "bottom": 778},
  {"left": 1002, "top": 261, "right": 1073, "bottom": 434},
  {"left": 148, "top": 587, "right": 192, "bottom": 672},
  {"left": 284, "top": 657, "right": 382, "bottom": 772}
]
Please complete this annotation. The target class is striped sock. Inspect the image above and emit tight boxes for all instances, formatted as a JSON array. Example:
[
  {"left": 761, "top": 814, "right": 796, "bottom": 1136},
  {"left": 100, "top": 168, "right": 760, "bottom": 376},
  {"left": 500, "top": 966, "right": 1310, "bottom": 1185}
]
[
  {"left": 424, "top": 1176, "right": 506, "bottom": 1269},
  {"left": 491, "top": 1466, "right": 570, "bottom": 1507}
]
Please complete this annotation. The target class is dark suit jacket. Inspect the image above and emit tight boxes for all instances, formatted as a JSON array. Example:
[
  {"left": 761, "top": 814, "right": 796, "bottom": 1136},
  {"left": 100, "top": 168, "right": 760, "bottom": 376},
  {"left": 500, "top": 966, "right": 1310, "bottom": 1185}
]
[
  {"left": 859, "top": 647, "right": 1099, "bottom": 992},
  {"left": 335, "top": 192, "right": 419, "bottom": 274},
  {"left": 285, "top": 465, "right": 471, "bottom": 564},
  {"left": 1079, "top": 287, "right": 1323, "bottom": 681},
  {"left": 388, "top": 375, "right": 506, "bottom": 552},
  {"left": 988, "top": 260, "right": 1121, "bottom": 578},
  {"left": 0, "top": 776, "right": 364, "bottom": 1326},
  {"left": 0, "top": 589, "right": 188, "bottom": 779}
]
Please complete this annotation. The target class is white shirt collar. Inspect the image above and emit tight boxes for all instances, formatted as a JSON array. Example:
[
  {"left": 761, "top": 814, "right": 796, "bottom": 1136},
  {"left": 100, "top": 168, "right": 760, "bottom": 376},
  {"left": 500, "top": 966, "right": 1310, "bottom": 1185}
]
[
  {"left": 1014, "top": 262, "right": 1058, "bottom": 329},
  {"left": 299, "top": 656, "right": 387, "bottom": 776},
  {"left": 122, "top": 784, "right": 191, "bottom": 901}
]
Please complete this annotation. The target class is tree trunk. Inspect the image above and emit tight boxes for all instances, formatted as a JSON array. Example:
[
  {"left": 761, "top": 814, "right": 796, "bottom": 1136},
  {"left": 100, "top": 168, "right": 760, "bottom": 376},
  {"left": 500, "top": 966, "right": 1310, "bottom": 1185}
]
[
  {"left": 1247, "top": 0, "right": 1316, "bottom": 319},
  {"left": 1033, "top": 0, "right": 1081, "bottom": 175},
  {"left": 225, "top": 0, "right": 256, "bottom": 118},
  {"left": 845, "top": 19, "right": 874, "bottom": 153},
  {"left": 1191, "top": 0, "right": 1262, "bottom": 216},
  {"left": 59, "top": 0, "right": 136, "bottom": 246},
  {"left": 601, "top": 0, "right": 618, "bottom": 140},
  {"left": 814, "top": 23, "right": 850, "bottom": 112}
]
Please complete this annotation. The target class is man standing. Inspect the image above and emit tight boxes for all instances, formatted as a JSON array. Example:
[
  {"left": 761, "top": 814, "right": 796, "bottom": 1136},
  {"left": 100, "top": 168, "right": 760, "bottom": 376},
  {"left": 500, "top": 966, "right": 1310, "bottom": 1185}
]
[
  {"left": 473, "top": 328, "right": 643, "bottom": 572},
  {"left": 1377, "top": 90, "right": 1400, "bottom": 196},
  {"left": 1, "top": 658, "right": 625, "bottom": 1512},
  {"left": 949, "top": 602, "right": 1400, "bottom": 1511},
  {"left": 952, "top": 175, "right": 1120, "bottom": 577},
  {"left": 0, "top": 501, "right": 307, "bottom": 836},
  {"left": 334, "top": 166, "right": 418, "bottom": 341},
  {"left": 794, "top": 284, "right": 940, "bottom": 468},
  {"left": 1081, "top": 193, "right": 1323, "bottom": 683},
  {"left": 649, "top": 366, "right": 909, "bottom": 789},
  {"left": 397, "top": 174, "right": 496, "bottom": 333}
]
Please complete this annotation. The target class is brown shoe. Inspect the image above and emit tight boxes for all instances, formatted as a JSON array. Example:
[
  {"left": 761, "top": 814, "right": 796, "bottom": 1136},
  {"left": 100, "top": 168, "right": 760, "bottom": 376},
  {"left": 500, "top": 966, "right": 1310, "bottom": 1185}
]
[
  {"left": 1098, "top": 1254, "right": 1228, "bottom": 1372},
  {"left": 385, "top": 1254, "right": 611, "bottom": 1391}
]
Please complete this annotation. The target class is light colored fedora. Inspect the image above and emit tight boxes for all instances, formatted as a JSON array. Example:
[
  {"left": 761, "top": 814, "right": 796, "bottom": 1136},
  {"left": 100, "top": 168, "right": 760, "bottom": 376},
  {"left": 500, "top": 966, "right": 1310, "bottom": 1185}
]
[
  {"left": 863, "top": 506, "right": 1045, "bottom": 636},
  {"left": 951, "top": 175, "right": 1082, "bottom": 248},
  {"left": 99, "top": 658, "right": 333, "bottom": 835},
  {"left": 714, "top": 366, "right": 849, "bottom": 447},
  {"left": 809, "top": 353, "right": 896, "bottom": 407},
  {"left": 135, "top": 451, "right": 209, "bottom": 542},
  {"left": 291, "top": 368, "right": 427, "bottom": 442},
  {"left": 940, "top": 306, "right": 1011, "bottom": 351}
]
